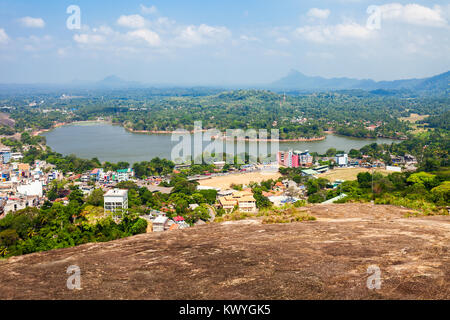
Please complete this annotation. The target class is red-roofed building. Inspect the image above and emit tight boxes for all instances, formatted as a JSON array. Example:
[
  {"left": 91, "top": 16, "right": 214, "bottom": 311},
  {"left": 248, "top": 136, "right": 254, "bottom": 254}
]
[
  {"left": 174, "top": 216, "right": 185, "bottom": 222},
  {"left": 274, "top": 182, "right": 286, "bottom": 192},
  {"left": 262, "top": 191, "right": 274, "bottom": 197},
  {"left": 169, "top": 224, "right": 179, "bottom": 231},
  {"left": 68, "top": 174, "right": 81, "bottom": 181}
]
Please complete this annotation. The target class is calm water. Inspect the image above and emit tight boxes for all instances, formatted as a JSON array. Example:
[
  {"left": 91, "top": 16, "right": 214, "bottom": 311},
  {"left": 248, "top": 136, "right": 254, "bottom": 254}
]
[{"left": 43, "top": 122, "right": 400, "bottom": 164}]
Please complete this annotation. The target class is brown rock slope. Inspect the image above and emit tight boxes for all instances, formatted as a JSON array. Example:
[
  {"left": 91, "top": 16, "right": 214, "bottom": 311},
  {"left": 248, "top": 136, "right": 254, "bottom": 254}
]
[{"left": 0, "top": 203, "right": 449, "bottom": 300}]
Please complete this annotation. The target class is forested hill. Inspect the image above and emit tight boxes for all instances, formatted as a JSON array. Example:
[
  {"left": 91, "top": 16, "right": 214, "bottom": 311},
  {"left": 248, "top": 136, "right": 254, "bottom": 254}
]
[{"left": 271, "top": 70, "right": 449, "bottom": 95}]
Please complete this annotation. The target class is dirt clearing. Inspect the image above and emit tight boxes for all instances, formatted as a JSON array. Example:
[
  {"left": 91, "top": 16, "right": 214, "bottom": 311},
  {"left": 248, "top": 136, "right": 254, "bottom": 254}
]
[
  {"left": 319, "top": 167, "right": 390, "bottom": 181},
  {"left": 199, "top": 171, "right": 281, "bottom": 189},
  {"left": 400, "top": 113, "right": 429, "bottom": 123}
]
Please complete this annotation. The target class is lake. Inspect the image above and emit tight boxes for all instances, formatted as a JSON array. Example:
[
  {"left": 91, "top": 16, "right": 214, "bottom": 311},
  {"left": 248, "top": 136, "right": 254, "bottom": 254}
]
[{"left": 43, "top": 122, "right": 400, "bottom": 164}]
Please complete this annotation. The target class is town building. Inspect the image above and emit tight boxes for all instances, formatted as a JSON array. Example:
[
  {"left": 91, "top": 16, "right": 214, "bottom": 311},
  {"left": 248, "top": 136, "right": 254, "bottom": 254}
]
[
  {"left": 335, "top": 154, "right": 349, "bottom": 167},
  {"left": 153, "top": 215, "right": 169, "bottom": 232},
  {"left": 297, "top": 150, "right": 313, "bottom": 167},
  {"left": 218, "top": 189, "right": 257, "bottom": 213},
  {"left": 90, "top": 168, "right": 104, "bottom": 181},
  {"left": 47, "top": 170, "right": 63, "bottom": 182},
  {"left": 143, "top": 184, "right": 173, "bottom": 194},
  {"left": 217, "top": 189, "right": 235, "bottom": 198},
  {"left": 213, "top": 161, "right": 226, "bottom": 169},
  {"left": 268, "top": 195, "right": 300, "bottom": 207},
  {"left": 116, "top": 168, "right": 134, "bottom": 182},
  {"left": 103, "top": 189, "right": 128, "bottom": 213},
  {"left": 301, "top": 169, "right": 319, "bottom": 177},
  {"left": 273, "top": 181, "right": 286, "bottom": 192},
  {"left": 3, "top": 196, "right": 40, "bottom": 213},
  {"left": 10, "top": 152, "right": 23, "bottom": 162},
  {"left": 17, "top": 163, "right": 31, "bottom": 178},
  {"left": 0, "top": 149, "right": 11, "bottom": 164},
  {"left": 314, "top": 165, "right": 329, "bottom": 174},
  {"left": 277, "top": 150, "right": 297, "bottom": 168},
  {"left": 17, "top": 180, "right": 43, "bottom": 197},
  {"left": 173, "top": 216, "right": 190, "bottom": 229},
  {"left": 277, "top": 150, "right": 313, "bottom": 168},
  {"left": 80, "top": 185, "right": 94, "bottom": 196}
]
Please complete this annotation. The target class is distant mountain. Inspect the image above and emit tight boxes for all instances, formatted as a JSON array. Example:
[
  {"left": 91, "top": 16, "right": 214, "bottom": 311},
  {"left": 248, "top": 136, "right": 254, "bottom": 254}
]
[
  {"left": 95, "top": 75, "right": 142, "bottom": 88},
  {"left": 271, "top": 70, "right": 449, "bottom": 94},
  {"left": 413, "top": 71, "right": 450, "bottom": 92},
  {"left": 271, "top": 70, "right": 371, "bottom": 90}
]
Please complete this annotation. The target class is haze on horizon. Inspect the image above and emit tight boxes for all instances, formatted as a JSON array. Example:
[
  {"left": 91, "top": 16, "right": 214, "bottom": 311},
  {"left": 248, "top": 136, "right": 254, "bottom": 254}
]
[{"left": 0, "top": 0, "right": 449, "bottom": 86}]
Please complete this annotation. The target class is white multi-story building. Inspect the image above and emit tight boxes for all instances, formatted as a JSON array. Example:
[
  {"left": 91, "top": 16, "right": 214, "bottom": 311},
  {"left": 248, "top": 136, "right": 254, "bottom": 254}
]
[
  {"left": 103, "top": 189, "right": 128, "bottom": 213},
  {"left": 17, "top": 180, "right": 43, "bottom": 197},
  {"left": 116, "top": 168, "right": 134, "bottom": 182},
  {"left": 335, "top": 154, "right": 349, "bottom": 167},
  {"left": 10, "top": 152, "right": 23, "bottom": 161}
]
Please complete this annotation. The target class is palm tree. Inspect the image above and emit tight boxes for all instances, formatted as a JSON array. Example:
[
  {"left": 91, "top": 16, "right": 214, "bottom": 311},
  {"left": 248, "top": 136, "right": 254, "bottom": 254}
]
[
  {"left": 39, "top": 215, "right": 48, "bottom": 225},
  {"left": 27, "top": 228, "right": 37, "bottom": 238},
  {"left": 0, "top": 247, "right": 8, "bottom": 257}
]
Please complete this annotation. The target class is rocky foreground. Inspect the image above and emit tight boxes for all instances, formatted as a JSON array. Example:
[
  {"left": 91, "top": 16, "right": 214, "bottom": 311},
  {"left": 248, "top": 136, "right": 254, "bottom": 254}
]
[{"left": 0, "top": 203, "right": 448, "bottom": 300}]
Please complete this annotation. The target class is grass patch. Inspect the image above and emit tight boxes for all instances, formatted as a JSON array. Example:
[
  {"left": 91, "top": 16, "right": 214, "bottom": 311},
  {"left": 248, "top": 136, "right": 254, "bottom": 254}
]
[
  {"left": 261, "top": 212, "right": 316, "bottom": 224},
  {"left": 214, "top": 211, "right": 256, "bottom": 223},
  {"left": 374, "top": 195, "right": 447, "bottom": 216},
  {"left": 214, "top": 205, "right": 316, "bottom": 224}
]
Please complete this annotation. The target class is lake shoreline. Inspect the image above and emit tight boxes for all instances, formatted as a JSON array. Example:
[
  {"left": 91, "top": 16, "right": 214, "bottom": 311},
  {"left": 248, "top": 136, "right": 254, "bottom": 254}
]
[
  {"left": 36, "top": 120, "right": 404, "bottom": 143},
  {"left": 125, "top": 126, "right": 326, "bottom": 142},
  {"left": 32, "top": 120, "right": 112, "bottom": 136},
  {"left": 42, "top": 123, "right": 401, "bottom": 164}
]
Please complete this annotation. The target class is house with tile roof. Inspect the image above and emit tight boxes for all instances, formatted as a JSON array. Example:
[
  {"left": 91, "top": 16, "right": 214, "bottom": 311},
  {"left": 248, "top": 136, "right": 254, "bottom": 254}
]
[{"left": 218, "top": 189, "right": 257, "bottom": 213}]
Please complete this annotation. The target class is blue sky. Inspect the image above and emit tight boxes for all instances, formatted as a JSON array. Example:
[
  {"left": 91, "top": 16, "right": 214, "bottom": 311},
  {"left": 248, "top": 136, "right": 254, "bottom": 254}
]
[{"left": 0, "top": 0, "right": 449, "bottom": 85}]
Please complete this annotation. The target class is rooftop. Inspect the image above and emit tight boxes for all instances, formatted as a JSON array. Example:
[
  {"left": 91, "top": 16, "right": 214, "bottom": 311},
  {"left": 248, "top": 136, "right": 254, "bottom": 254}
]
[
  {"left": 302, "top": 169, "right": 318, "bottom": 175},
  {"left": 153, "top": 215, "right": 168, "bottom": 224},
  {"left": 145, "top": 185, "right": 173, "bottom": 194},
  {"left": 104, "top": 189, "right": 128, "bottom": 197}
]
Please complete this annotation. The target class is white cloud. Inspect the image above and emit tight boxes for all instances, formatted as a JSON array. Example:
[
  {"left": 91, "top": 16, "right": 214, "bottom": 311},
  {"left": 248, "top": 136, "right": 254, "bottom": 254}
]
[
  {"left": 73, "top": 34, "right": 105, "bottom": 44},
  {"left": 149, "top": 17, "right": 176, "bottom": 33},
  {"left": 276, "top": 37, "right": 290, "bottom": 45},
  {"left": 177, "top": 24, "right": 231, "bottom": 46},
  {"left": 19, "top": 17, "right": 45, "bottom": 28},
  {"left": 307, "top": 8, "right": 330, "bottom": 20},
  {"left": 140, "top": 4, "right": 157, "bottom": 15},
  {"left": 8, "top": 35, "right": 55, "bottom": 54},
  {"left": 295, "top": 22, "right": 372, "bottom": 43},
  {"left": 70, "top": 18, "right": 231, "bottom": 54},
  {"left": 117, "top": 14, "right": 146, "bottom": 29},
  {"left": 92, "top": 25, "right": 114, "bottom": 35},
  {"left": 240, "top": 35, "right": 260, "bottom": 42},
  {"left": 334, "top": 23, "right": 372, "bottom": 39},
  {"left": 379, "top": 3, "right": 447, "bottom": 27},
  {"left": 127, "top": 29, "right": 161, "bottom": 46},
  {"left": 57, "top": 48, "right": 68, "bottom": 56},
  {"left": 0, "top": 29, "right": 9, "bottom": 44}
]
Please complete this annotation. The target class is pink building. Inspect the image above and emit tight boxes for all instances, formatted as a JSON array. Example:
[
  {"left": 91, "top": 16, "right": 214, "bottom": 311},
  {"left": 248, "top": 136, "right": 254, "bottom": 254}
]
[
  {"left": 277, "top": 150, "right": 311, "bottom": 168},
  {"left": 292, "top": 154, "right": 299, "bottom": 168},
  {"left": 277, "top": 151, "right": 300, "bottom": 168}
]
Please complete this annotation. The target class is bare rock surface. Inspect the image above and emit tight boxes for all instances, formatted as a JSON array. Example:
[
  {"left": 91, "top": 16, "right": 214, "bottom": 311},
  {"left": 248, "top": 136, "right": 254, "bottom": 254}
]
[{"left": 0, "top": 204, "right": 448, "bottom": 300}]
